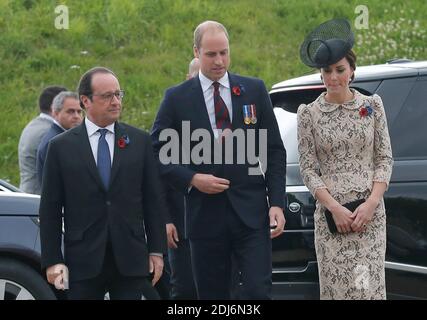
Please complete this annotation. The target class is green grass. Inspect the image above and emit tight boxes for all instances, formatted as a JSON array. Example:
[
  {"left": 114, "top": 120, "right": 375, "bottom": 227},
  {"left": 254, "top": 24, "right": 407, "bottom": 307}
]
[{"left": 1, "top": 0, "right": 426, "bottom": 185}]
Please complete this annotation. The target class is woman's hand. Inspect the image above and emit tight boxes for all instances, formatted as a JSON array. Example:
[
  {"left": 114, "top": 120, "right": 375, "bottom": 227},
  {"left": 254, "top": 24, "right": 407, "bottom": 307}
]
[
  {"left": 330, "top": 204, "right": 355, "bottom": 233},
  {"left": 350, "top": 199, "right": 378, "bottom": 232}
]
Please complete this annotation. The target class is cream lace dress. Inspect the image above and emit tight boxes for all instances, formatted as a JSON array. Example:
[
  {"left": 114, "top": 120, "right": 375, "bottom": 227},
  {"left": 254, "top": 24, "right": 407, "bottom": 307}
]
[{"left": 297, "top": 89, "right": 393, "bottom": 299}]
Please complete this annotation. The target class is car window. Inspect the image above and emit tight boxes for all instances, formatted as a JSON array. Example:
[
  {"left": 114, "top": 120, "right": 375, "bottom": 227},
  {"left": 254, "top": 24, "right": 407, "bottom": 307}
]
[
  {"left": 271, "top": 88, "right": 326, "bottom": 166},
  {"left": 388, "top": 77, "right": 427, "bottom": 159},
  {"left": 0, "top": 180, "right": 20, "bottom": 192},
  {"left": 351, "top": 81, "right": 381, "bottom": 96},
  {"left": 0, "top": 185, "right": 9, "bottom": 192},
  {"left": 274, "top": 108, "right": 298, "bottom": 164},
  {"left": 375, "top": 77, "right": 417, "bottom": 130},
  {"left": 271, "top": 88, "right": 325, "bottom": 114}
]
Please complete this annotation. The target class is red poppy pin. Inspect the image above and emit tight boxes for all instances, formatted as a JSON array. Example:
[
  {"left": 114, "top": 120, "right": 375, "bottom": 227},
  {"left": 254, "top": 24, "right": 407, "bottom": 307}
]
[
  {"left": 232, "top": 84, "right": 245, "bottom": 96},
  {"left": 359, "top": 103, "right": 373, "bottom": 118},
  {"left": 118, "top": 134, "right": 130, "bottom": 149}
]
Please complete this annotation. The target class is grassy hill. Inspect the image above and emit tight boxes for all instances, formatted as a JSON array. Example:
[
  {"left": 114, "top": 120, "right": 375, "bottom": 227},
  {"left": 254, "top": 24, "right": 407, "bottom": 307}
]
[{"left": 1, "top": 0, "right": 426, "bottom": 186}]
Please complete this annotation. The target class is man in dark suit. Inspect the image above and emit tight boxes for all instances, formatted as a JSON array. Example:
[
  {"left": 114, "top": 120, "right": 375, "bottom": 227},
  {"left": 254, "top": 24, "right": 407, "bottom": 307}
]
[
  {"left": 39, "top": 67, "right": 167, "bottom": 300},
  {"left": 36, "top": 91, "right": 83, "bottom": 186},
  {"left": 151, "top": 21, "right": 286, "bottom": 300},
  {"left": 162, "top": 58, "right": 201, "bottom": 300},
  {"left": 164, "top": 184, "right": 197, "bottom": 299}
]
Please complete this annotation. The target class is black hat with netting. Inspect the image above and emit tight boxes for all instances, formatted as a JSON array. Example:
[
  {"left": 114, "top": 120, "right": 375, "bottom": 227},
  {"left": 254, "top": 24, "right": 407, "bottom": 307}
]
[{"left": 300, "top": 18, "right": 354, "bottom": 68}]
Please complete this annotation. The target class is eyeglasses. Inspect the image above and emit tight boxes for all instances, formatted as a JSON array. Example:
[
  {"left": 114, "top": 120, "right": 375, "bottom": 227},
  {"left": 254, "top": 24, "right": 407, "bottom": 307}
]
[{"left": 90, "top": 90, "right": 125, "bottom": 102}]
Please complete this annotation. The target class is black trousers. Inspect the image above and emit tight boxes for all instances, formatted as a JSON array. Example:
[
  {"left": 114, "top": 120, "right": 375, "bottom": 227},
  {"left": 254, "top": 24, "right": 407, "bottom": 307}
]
[
  {"left": 168, "top": 238, "right": 198, "bottom": 299},
  {"left": 189, "top": 198, "right": 272, "bottom": 300},
  {"left": 67, "top": 242, "right": 159, "bottom": 300}
]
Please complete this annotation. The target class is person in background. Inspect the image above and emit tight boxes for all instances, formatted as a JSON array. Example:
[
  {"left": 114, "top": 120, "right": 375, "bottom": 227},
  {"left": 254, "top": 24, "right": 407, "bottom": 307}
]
[
  {"left": 186, "top": 57, "right": 200, "bottom": 80},
  {"left": 163, "top": 57, "right": 201, "bottom": 299},
  {"left": 36, "top": 91, "right": 83, "bottom": 186},
  {"left": 18, "top": 85, "right": 67, "bottom": 194}
]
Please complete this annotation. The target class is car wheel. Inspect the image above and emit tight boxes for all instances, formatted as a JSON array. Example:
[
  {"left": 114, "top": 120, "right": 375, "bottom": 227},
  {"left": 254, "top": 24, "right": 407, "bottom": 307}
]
[{"left": 0, "top": 257, "right": 56, "bottom": 300}]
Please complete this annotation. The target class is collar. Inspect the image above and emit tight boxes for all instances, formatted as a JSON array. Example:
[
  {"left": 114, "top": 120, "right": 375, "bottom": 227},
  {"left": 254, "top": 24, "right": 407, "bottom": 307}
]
[
  {"left": 39, "top": 113, "right": 54, "bottom": 121},
  {"left": 317, "top": 89, "right": 364, "bottom": 112},
  {"left": 199, "top": 71, "right": 230, "bottom": 93},
  {"left": 85, "top": 117, "right": 115, "bottom": 137},
  {"left": 53, "top": 120, "right": 66, "bottom": 131}
]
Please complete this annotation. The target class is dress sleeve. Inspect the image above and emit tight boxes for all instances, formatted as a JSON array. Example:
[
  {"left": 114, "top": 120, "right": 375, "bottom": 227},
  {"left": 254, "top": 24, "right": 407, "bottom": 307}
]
[
  {"left": 297, "top": 104, "right": 327, "bottom": 198},
  {"left": 371, "top": 94, "right": 394, "bottom": 188}
]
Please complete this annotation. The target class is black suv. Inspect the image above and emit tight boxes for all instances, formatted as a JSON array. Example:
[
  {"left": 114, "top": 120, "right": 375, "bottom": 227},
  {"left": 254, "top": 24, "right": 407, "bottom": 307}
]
[
  {"left": 270, "top": 60, "right": 427, "bottom": 299},
  {"left": 0, "top": 191, "right": 56, "bottom": 299},
  {"left": 0, "top": 185, "right": 163, "bottom": 300}
]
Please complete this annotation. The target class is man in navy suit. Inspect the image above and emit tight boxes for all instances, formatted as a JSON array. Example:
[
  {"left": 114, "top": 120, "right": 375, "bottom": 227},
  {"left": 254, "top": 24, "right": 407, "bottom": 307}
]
[
  {"left": 152, "top": 21, "right": 286, "bottom": 299},
  {"left": 162, "top": 58, "right": 201, "bottom": 300},
  {"left": 40, "top": 67, "right": 167, "bottom": 299}
]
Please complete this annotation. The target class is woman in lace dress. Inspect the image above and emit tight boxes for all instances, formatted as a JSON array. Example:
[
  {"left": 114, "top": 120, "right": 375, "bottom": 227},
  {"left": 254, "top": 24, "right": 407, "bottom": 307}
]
[{"left": 297, "top": 19, "right": 393, "bottom": 299}]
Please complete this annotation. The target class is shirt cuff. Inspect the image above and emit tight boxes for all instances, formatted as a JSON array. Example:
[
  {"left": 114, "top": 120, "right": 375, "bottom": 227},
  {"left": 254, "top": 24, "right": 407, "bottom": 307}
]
[{"left": 149, "top": 253, "right": 164, "bottom": 257}]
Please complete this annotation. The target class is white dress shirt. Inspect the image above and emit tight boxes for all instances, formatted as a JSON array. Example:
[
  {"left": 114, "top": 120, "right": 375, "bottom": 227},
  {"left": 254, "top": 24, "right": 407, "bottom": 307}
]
[
  {"left": 85, "top": 118, "right": 115, "bottom": 165},
  {"left": 39, "top": 113, "right": 55, "bottom": 121},
  {"left": 199, "top": 71, "right": 233, "bottom": 139}
]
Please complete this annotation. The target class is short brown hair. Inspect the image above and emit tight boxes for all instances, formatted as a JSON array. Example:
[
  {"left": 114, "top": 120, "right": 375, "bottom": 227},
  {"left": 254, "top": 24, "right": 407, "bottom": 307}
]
[
  {"left": 345, "top": 49, "right": 357, "bottom": 83},
  {"left": 77, "top": 67, "right": 117, "bottom": 108},
  {"left": 38, "top": 86, "right": 67, "bottom": 114}
]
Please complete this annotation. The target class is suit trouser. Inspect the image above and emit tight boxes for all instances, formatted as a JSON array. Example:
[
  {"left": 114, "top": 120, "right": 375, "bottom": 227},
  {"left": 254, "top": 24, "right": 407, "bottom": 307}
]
[
  {"left": 153, "top": 255, "right": 172, "bottom": 299},
  {"left": 67, "top": 242, "right": 158, "bottom": 300},
  {"left": 168, "top": 239, "right": 198, "bottom": 299},
  {"left": 189, "top": 198, "right": 272, "bottom": 300}
]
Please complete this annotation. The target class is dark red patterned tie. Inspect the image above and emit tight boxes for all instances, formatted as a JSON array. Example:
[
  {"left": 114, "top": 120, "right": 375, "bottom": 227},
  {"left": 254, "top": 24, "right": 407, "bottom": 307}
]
[{"left": 213, "top": 81, "right": 231, "bottom": 131}]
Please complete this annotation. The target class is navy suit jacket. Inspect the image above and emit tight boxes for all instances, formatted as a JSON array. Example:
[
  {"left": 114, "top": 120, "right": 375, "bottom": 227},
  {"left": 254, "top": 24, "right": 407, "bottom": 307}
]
[
  {"left": 40, "top": 122, "right": 167, "bottom": 281},
  {"left": 36, "top": 122, "right": 65, "bottom": 186},
  {"left": 164, "top": 185, "right": 187, "bottom": 238},
  {"left": 152, "top": 73, "right": 286, "bottom": 238}
]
